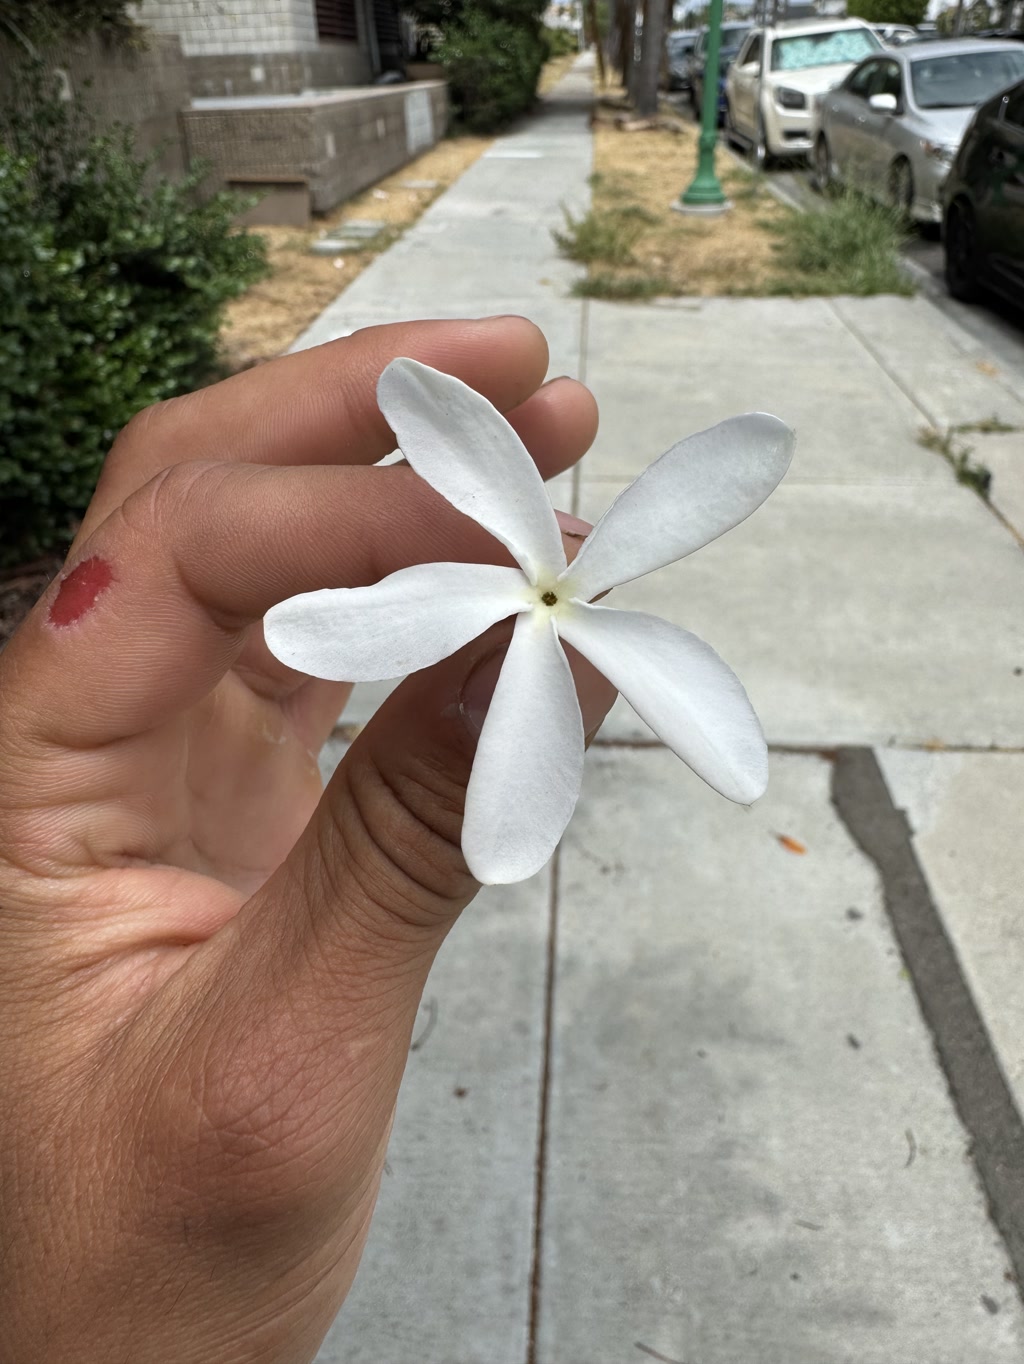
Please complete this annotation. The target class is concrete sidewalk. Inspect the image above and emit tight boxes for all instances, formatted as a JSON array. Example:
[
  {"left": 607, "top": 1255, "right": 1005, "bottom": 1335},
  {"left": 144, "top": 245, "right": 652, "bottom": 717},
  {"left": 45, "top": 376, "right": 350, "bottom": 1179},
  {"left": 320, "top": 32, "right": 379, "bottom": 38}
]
[{"left": 308, "top": 56, "right": 1024, "bottom": 1364}]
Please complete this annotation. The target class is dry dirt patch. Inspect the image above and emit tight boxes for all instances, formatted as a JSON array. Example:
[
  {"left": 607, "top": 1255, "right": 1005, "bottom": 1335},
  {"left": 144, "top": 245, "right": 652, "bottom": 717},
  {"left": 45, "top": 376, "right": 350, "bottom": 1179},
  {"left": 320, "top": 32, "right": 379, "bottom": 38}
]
[
  {"left": 581, "top": 86, "right": 787, "bottom": 297},
  {"left": 220, "top": 133, "right": 492, "bottom": 371}
]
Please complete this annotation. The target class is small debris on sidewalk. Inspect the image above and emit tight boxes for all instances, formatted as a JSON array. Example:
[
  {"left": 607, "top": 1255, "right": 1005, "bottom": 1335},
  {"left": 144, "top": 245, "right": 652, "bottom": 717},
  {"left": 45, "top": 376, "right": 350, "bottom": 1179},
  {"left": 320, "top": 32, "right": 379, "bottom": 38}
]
[
  {"left": 905, "top": 1128, "right": 917, "bottom": 1167},
  {"left": 775, "top": 833, "right": 807, "bottom": 855}
]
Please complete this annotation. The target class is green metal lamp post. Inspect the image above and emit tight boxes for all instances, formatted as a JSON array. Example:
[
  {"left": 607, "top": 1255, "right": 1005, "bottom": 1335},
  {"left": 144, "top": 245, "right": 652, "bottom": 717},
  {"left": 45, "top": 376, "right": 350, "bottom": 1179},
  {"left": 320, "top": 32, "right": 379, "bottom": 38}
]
[{"left": 677, "top": 0, "right": 730, "bottom": 213}]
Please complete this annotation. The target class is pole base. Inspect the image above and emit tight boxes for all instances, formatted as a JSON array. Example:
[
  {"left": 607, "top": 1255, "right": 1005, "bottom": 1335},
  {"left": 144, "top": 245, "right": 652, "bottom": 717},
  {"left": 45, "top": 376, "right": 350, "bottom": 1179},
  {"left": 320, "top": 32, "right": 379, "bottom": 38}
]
[{"left": 672, "top": 198, "right": 733, "bottom": 217}]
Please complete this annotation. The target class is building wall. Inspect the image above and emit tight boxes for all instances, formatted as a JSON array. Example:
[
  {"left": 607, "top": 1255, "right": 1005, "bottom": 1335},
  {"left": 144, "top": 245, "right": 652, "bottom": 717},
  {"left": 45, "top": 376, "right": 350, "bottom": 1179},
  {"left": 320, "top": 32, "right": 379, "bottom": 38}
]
[
  {"left": 0, "top": 31, "right": 189, "bottom": 180},
  {"left": 135, "top": 0, "right": 321, "bottom": 56},
  {"left": 182, "top": 81, "right": 448, "bottom": 214},
  {"left": 184, "top": 45, "right": 369, "bottom": 97},
  {"left": 134, "top": 0, "right": 371, "bottom": 94}
]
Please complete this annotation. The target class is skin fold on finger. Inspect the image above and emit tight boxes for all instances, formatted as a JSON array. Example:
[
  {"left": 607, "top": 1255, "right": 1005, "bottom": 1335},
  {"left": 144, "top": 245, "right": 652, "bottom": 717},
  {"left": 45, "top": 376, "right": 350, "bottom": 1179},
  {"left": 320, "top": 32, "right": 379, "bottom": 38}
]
[{"left": 77, "top": 316, "right": 580, "bottom": 543}]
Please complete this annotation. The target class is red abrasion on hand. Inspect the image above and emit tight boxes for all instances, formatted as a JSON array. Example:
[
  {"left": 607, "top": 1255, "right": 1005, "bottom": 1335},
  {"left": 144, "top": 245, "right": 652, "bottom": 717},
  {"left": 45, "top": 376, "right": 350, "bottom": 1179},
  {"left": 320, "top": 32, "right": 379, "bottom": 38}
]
[{"left": 49, "top": 557, "right": 114, "bottom": 628}]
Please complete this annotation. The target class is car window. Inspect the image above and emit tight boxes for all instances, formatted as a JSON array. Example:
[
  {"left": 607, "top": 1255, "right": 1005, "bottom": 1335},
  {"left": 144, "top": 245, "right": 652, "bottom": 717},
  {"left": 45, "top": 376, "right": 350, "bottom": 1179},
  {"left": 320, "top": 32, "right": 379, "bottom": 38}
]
[
  {"left": 846, "top": 60, "right": 879, "bottom": 98},
  {"left": 869, "top": 59, "right": 902, "bottom": 100},
  {"left": 910, "top": 49, "right": 1024, "bottom": 109},
  {"left": 720, "top": 24, "right": 752, "bottom": 57},
  {"left": 739, "top": 34, "right": 762, "bottom": 67},
  {"left": 1004, "top": 84, "right": 1024, "bottom": 129},
  {"left": 770, "top": 28, "right": 881, "bottom": 72},
  {"left": 668, "top": 34, "right": 696, "bottom": 55}
]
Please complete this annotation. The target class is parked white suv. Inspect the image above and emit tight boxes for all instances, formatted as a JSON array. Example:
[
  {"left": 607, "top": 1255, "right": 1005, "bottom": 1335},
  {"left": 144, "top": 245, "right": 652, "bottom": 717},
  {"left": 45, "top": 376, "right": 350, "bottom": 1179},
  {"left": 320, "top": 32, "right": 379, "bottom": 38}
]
[{"left": 725, "top": 18, "right": 882, "bottom": 165}]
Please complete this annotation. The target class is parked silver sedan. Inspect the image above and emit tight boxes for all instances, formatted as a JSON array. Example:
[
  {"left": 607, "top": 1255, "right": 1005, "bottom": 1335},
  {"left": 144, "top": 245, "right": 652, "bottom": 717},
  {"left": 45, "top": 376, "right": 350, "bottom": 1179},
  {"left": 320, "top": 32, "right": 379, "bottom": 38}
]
[{"left": 813, "top": 39, "right": 1024, "bottom": 222}]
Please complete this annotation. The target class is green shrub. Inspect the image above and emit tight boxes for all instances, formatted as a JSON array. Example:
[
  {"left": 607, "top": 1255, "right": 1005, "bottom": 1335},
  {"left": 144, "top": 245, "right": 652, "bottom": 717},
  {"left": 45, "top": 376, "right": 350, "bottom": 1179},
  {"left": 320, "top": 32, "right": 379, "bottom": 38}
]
[
  {"left": 542, "top": 25, "right": 579, "bottom": 59},
  {"left": 846, "top": 0, "right": 927, "bottom": 25},
  {"left": 437, "top": 5, "right": 546, "bottom": 131},
  {"left": 0, "top": 67, "right": 266, "bottom": 567}
]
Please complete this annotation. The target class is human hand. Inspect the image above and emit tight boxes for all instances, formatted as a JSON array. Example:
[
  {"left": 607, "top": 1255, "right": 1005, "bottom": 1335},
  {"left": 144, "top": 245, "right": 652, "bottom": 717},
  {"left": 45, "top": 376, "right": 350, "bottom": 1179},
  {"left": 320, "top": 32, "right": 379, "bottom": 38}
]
[{"left": 0, "top": 316, "right": 615, "bottom": 1363}]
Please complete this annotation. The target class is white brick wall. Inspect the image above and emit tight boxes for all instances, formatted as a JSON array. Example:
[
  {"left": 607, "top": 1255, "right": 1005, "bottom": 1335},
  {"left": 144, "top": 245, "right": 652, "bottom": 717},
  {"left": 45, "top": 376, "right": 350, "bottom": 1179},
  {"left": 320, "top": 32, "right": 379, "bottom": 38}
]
[{"left": 133, "top": 0, "right": 322, "bottom": 55}]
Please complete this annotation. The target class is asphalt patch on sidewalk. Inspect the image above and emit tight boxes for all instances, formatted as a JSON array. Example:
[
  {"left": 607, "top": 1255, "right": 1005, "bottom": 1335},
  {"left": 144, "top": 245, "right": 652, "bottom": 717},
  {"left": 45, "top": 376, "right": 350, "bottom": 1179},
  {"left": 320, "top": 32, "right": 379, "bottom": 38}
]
[{"left": 832, "top": 747, "right": 1024, "bottom": 1295}]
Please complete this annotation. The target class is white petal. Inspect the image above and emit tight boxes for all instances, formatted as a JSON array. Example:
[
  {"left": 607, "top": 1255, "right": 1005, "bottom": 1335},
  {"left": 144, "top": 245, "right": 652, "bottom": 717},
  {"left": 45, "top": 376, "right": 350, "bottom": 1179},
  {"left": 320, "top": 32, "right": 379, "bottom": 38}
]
[
  {"left": 264, "top": 563, "right": 530, "bottom": 682},
  {"left": 558, "top": 602, "right": 767, "bottom": 803},
  {"left": 463, "top": 612, "right": 584, "bottom": 884},
  {"left": 377, "top": 358, "right": 567, "bottom": 584},
  {"left": 561, "top": 414, "right": 795, "bottom": 600}
]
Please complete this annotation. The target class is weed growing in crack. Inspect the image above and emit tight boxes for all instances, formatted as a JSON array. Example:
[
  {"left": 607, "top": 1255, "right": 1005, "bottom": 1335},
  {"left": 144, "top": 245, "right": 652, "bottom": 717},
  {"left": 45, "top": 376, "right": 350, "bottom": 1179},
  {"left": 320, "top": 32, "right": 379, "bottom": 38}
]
[{"left": 918, "top": 426, "right": 993, "bottom": 500}]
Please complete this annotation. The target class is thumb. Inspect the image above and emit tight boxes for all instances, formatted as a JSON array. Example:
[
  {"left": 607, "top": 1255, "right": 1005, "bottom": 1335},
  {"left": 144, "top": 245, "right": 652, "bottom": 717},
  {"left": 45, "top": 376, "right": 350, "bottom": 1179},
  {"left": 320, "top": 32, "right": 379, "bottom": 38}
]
[{"left": 273, "top": 617, "right": 615, "bottom": 999}]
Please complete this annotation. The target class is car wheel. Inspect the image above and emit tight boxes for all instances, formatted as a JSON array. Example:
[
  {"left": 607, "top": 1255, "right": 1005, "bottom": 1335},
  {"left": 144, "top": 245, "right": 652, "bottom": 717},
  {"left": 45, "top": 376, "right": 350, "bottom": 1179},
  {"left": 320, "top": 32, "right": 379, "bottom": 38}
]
[
  {"left": 754, "top": 111, "right": 772, "bottom": 172},
  {"left": 690, "top": 83, "right": 700, "bottom": 118},
  {"left": 813, "top": 134, "right": 836, "bottom": 194},
  {"left": 944, "top": 199, "right": 981, "bottom": 303},
  {"left": 888, "top": 158, "right": 914, "bottom": 217}
]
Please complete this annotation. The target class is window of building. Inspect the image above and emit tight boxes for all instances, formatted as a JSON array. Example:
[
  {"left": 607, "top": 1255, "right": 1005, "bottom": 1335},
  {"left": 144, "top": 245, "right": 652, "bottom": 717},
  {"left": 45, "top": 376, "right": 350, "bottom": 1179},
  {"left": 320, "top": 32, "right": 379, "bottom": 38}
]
[{"left": 316, "top": 0, "right": 358, "bottom": 43}]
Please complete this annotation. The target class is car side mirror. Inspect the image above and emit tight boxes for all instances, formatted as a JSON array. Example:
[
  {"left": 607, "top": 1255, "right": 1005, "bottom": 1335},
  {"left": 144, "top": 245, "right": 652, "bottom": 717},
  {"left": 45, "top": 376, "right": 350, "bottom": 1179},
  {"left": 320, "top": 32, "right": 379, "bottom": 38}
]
[{"left": 868, "top": 92, "right": 898, "bottom": 113}]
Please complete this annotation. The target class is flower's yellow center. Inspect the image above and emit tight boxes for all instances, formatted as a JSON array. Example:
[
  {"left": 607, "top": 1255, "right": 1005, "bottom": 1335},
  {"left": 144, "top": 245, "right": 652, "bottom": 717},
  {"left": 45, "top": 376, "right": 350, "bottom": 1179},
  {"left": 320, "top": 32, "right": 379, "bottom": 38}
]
[{"left": 541, "top": 590, "right": 558, "bottom": 606}]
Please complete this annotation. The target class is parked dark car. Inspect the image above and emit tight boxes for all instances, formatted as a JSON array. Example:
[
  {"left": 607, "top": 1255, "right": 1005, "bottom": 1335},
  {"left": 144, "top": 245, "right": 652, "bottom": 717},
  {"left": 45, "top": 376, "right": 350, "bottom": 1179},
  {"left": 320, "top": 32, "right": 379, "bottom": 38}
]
[
  {"left": 688, "top": 22, "right": 753, "bottom": 119},
  {"left": 943, "top": 77, "right": 1024, "bottom": 309},
  {"left": 667, "top": 30, "right": 699, "bottom": 92}
]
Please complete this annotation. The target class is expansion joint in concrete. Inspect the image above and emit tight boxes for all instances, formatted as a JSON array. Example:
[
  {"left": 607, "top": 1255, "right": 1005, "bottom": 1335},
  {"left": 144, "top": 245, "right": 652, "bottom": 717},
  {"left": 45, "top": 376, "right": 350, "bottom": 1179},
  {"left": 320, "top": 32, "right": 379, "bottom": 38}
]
[
  {"left": 831, "top": 746, "right": 1024, "bottom": 1297},
  {"left": 526, "top": 846, "right": 561, "bottom": 1364},
  {"left": 827, "top": 299, "right": 940, "bottom": 430}
]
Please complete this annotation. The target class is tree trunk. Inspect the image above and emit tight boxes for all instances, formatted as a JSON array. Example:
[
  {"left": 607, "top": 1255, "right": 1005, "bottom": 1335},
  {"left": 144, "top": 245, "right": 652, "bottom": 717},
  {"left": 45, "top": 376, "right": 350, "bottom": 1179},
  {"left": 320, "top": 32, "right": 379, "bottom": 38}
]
[
  {"left": 586, "top": 0, "right": 606, "bottom": 86},
  {"left": 634, "top": 0, "right": 667, "bottom": 117},
  {"left": 610, "top": 0, "right": 636, "bottom": 90}
]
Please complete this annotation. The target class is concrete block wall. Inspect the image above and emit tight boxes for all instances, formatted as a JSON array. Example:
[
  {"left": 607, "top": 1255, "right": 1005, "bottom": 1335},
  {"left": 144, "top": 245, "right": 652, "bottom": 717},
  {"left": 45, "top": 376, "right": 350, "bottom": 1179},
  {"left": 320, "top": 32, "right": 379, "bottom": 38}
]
[
  {"left": 0, "top": 32, "right": 189, "bottom": 180},
  {"left": 135, "top": 0, "right": 371, "bottom": 95},
  {"left": 181, "top": 81, "right": 448, "bottom": 214},
  {"left": 184, "top": 45, "right": 369, "bottom": 98},
  {"left": 136, "top": 0, "right": 321, "bottom": 55}
]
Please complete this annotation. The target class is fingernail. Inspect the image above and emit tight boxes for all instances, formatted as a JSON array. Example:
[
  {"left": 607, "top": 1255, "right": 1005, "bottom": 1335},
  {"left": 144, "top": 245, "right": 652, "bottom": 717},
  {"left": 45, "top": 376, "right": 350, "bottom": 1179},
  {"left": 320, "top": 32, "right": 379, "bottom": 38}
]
[{"left": 556, "top": 510, "right": 592, "bottom": 541}]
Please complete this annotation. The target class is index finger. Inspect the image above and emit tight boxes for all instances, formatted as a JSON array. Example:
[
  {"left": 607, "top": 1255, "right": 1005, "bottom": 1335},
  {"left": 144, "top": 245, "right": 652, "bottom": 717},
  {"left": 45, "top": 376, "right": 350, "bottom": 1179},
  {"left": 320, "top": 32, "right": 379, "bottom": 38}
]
[{"left": 79, "top": 316, "right": 558, "bottom": 542}]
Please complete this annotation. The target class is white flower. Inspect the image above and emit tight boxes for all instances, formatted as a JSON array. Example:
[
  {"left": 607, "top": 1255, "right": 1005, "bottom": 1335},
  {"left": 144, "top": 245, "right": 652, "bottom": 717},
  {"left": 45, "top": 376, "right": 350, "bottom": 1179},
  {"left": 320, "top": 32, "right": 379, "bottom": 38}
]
[{"left": 264, "top": 359, "right": 795, "bottom": 885}]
